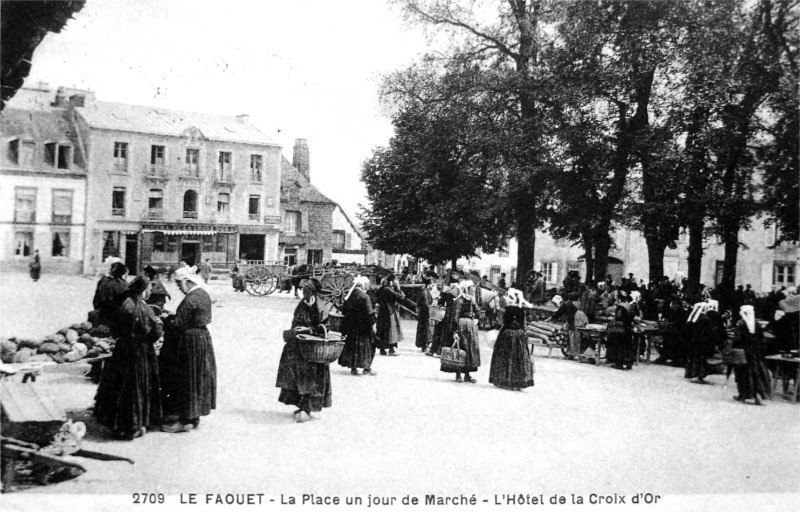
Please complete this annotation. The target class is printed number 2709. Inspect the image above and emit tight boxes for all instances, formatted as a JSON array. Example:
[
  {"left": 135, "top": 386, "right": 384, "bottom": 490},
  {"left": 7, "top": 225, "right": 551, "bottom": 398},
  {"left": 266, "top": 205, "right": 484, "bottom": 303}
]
[{"left": 133, "top": 493, "right": 165, "bottom": 504}]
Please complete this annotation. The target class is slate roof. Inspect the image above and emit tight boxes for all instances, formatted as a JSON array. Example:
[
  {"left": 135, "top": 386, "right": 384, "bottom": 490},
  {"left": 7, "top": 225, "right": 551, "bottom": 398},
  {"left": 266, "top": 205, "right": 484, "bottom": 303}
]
[
  {"left": 0, "top": 108, "right": 87, "bottom": 173},
  {"left": 2, "top": 108, "right": 75, "bottom": 142},
  {"left": 280, "top": 156, "right": 335, "bottom": 205},
  {"left": 76, "top": 101, "right": 278, "bottom": 146}
]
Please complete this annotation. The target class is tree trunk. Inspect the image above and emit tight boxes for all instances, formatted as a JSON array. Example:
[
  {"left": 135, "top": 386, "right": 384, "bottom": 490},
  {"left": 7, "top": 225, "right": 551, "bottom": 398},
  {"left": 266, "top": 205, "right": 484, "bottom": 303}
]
[
  {"left": 686, "top": 217, "right": 704, "bottom": 285},
  {"left": 583, "top": 235, "right": 594, "bottom": 285},
  {"left": 644, "top": 235, "right": 666, "bottom": 283},
  {"left": 516, "top": 218, "right": 535, "bottom": 288},
  {"left": 719, "top": 221, "right": 739, "bottom": 308},
  {"left": 451, "top": 258, "right": 457, "bottom": 271},
  {"left": 592, "top": 230, "right": 611, "bottom": 285}
]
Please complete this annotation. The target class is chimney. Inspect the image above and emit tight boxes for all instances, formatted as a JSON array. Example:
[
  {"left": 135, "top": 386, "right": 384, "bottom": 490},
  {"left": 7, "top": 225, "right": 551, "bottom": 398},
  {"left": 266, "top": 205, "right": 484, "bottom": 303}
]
[
  {"left": 69, "top": 94, "right": 86, "bottom": 108},
  {"left": 292, "top": 138, "right": 310, "bottom": 180},
  {"left": 52, "top": 87, "right": 67, "bottom": 107},
  {"left": 235, "top": 114, "right": 250, "bottom": 124}
]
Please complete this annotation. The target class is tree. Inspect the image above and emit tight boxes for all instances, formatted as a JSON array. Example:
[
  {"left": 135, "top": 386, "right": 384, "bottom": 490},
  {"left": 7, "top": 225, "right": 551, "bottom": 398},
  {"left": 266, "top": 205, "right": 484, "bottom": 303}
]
[
  {"left": 701, "top": 0, "right": 795, "bottom": 300},
  {"left": 360, "top": 64, "right": 511, "bottom": 266},
  {"left": 394, "top": 0, "right": 553, "bottom": 281},
  {"left": 550, "top": 0, "right": 677, "bottom": 283}
]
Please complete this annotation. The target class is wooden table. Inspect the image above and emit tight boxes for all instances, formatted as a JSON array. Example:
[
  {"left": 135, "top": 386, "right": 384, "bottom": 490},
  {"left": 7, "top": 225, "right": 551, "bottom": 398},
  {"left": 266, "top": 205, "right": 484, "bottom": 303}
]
[
  {"left": 634, "top": 326, "right": 661, "bottom": 365},
  {"left": 577, "top": 327, "right": 607, "bottom": 366},
  {"left": 765, "top": 354, "right": 800, "bottom": 403}
]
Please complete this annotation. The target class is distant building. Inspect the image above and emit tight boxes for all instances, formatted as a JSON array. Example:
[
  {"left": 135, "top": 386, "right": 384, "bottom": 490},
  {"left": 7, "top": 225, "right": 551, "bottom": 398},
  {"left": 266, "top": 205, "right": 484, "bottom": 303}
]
[
  {"left": 278, "top": 139, "right": 336, "bottom": 266},
  {"left": 74, "top": 97, "right": 282, "bottom": 274},
  {"left": 6, "top": 84, "right": 283, "bottom": 275},
  {"left": 455, "top": 223, "right": 798, "bottom": 293},
  {"left": 331, "top": 204, "right": 367, "bottom": 265},
  {"left": 0, "top": 107, "right": 87, "bottom": 273}
]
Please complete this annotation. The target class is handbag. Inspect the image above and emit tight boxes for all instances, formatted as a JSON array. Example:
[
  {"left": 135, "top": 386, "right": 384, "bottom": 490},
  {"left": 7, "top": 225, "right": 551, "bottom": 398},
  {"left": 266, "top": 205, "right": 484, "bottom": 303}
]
[
  {"left": 283, "top": 329, "right": 296, "bottom": 343},
  {"left": 440, "top": 333, "right": 467, "bottom": 372},
  {"left": 722, "top": 347, "right": 747, "bottom": 365}
]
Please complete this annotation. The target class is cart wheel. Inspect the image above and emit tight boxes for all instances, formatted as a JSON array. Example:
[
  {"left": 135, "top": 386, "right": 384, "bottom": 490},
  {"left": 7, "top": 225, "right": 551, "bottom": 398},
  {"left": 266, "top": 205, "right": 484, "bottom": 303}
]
[
  {"left": 319, "top": 272, "right": 354, "bottom": 311},
  {"left": 245, "top": 266, "right": 272, "bottom": 296}
]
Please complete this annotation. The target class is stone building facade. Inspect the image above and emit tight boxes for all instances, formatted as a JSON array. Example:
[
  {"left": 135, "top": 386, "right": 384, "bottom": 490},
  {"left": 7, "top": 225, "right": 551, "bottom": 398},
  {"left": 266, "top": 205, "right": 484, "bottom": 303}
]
[
  {"left": 278, "top": 140, "right": 336, "bottom": 266},
  {"left": 0, "top": 107, "right": 87, "bottom": 274},
  {"left": 71, "top": 98, "right": 282, "bottom": 274}
]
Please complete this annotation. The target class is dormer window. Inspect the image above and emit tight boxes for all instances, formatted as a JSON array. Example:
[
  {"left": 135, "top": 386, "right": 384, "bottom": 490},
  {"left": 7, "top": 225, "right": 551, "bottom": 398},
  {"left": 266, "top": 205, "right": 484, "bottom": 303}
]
[
  {"left": 57, "top": 145, "right": 71, "bottom": 169},
  {"left": 8, "top": 139, "right": 34, "bottom": 167},
  {"left": 289, "top": 187, "right": 300, "bottom": 202},
  {"left": 44, "top": 142, "right": 71, "bottom": 169},
  {"left": 8, "top": 139, "right": 19, "bottom": 164}
]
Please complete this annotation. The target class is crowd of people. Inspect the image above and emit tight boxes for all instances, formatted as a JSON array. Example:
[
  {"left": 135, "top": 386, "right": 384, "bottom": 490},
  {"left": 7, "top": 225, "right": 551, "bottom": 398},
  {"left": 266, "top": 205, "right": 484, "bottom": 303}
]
[
  {"left": 86, "top": 259, "right": 798, "bottom": 435},
  {"left": 90, "top": 263, "right": 217, "bottom": 440}
]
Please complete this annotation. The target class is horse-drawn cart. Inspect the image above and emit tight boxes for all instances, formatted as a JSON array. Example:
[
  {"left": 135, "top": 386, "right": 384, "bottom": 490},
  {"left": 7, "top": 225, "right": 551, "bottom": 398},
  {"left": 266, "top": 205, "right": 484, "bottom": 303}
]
[{"left": 237, "top": 262, "right": 394, "bottom": 311}]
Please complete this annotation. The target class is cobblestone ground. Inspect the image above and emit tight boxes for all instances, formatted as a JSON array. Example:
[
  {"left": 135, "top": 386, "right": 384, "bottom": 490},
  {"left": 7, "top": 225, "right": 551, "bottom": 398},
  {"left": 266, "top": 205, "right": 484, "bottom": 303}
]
[{"left": 1, "top": 272, "right": 798, "bottom": 511}]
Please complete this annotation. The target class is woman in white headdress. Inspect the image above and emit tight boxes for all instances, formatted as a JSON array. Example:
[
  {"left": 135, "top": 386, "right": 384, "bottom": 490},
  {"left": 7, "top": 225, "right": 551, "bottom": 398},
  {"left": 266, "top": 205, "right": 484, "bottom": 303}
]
[
  {"left": 731, "top": 305, "right": 771, "bottom": 404},
  {"left": 337, "top": 276, "right": 377, "bottom": 375},
  {"left": 440, "top": 280, "right": 481, "bottom": 383},
  {"left": 489, "top": 289, "right": 534, "bottom": 391},
  {"left": 685, "top": 302, "right": 714, "bottom": 383},
  {"left": 428, "top": 280, "right": 460, "bottom": 356}
]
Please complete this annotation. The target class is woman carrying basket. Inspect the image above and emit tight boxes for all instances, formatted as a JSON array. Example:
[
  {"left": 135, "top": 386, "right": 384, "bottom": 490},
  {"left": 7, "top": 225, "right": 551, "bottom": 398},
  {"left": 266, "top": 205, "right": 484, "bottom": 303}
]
[
  {"left": 276, "top": 281, "right": 332, "bottom": 422},
  {"left": 441, "top": 280, "right": 481, "bottom": 383}
]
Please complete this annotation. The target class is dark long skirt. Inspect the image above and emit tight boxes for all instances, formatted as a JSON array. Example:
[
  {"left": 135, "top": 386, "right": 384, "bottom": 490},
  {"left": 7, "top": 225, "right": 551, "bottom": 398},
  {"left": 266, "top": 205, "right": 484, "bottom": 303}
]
[
  {"left": 430, "top": 306, "right": 457, "bottom": 355},
  {"left": 94, "top": 338, "right": 161, "bottom": 436},
  {"left": 489, "top": 328, "right": 534, "bottom": 389},
  {"left": 606, "top": 327, "right": 636, "bottom": 367},
  {"left": 276, "top": 339, "right": 331, "bottom": 412},
  {"left": 29, "top": 264, "right": 41, "bottom": 281},
  {"left": 376, "top": 305, "right": 403, "bottom": 350},
  {"left": 441, "top": 318, "right": 481, "bottom": 373},
  {"left": 733, "top": 357, "right": 772, "bottom": 401},
  {"left": 415, "top": 318, "right": 432, "bottom": 349},
  {"left": 159, "top": 327, "right": 217, "bottom": 421},
  {"left": 338, "top": 328, "right": 375, "bottom": 370}
]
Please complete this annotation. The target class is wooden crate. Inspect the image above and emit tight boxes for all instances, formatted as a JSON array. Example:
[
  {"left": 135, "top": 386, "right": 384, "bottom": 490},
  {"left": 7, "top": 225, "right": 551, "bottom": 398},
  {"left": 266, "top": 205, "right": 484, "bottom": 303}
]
[{"left": 1, "top": 381, "right": 66, "bottom": 446}]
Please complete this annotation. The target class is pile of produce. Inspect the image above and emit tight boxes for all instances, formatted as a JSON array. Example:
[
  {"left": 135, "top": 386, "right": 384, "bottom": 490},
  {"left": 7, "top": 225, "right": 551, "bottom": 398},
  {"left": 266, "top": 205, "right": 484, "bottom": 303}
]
[
  {"left": 0, "top": 322, "right": 116, "bottom": 365},
  {"left": 526, "top": 321, "right": 567, "bottom": 347},
  {"left": 528, "top": 305, "right": 557, "bottom": 322}
]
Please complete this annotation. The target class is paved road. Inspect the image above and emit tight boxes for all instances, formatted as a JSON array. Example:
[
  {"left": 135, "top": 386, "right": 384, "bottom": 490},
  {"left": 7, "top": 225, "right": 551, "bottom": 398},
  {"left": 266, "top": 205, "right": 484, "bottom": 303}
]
[{"left": 1, "top": 273, "right": 798, "bottom": 511}]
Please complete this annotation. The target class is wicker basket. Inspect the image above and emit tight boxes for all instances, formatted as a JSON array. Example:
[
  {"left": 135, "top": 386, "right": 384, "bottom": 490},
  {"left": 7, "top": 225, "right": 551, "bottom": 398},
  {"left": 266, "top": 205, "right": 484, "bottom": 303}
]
[
  {"left": 296, "top": 326, "right": 345, "bottom": 364},
  {"left": 430, "top": 305, "right": 447, "bottom": 322}
]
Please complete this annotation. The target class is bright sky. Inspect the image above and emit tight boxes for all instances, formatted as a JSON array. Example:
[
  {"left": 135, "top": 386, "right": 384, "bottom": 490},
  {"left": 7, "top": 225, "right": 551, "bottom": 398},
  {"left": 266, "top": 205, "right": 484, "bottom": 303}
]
[{"left": 25, "top": 0, "right": 427, "bottom": 222}]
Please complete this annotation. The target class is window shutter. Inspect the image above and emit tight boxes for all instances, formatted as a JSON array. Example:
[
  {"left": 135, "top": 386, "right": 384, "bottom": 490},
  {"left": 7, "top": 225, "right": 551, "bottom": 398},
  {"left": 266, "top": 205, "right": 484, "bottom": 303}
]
[
  {"left": 765, "top": 226, "right": 775, "bottom": 247},
  {"left": 301, "top": 211, "right": 309, "bottom": 233},
  {"left": 345, "top": 232, "right": 352, "bottom": 249},
  {"left": 551, "top": 263, "right": 558, "bottom": 284},
  {"left": 761, "top": 263, "right": 773, "bottom": 292}
]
